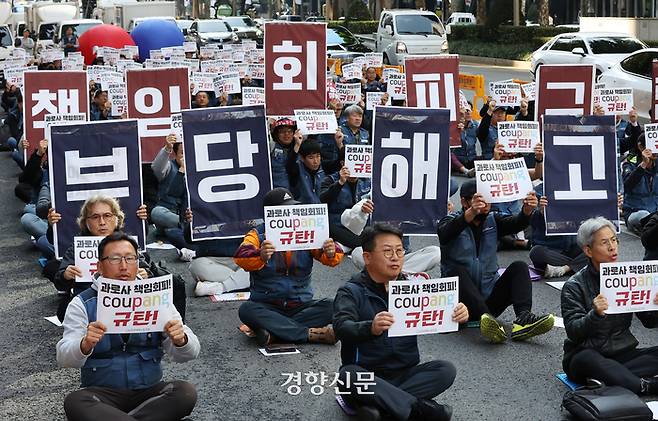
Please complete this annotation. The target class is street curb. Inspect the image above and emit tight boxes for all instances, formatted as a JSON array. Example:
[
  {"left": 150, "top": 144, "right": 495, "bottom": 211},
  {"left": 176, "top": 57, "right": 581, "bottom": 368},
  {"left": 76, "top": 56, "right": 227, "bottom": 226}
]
[{"left": 454, "top": 54, "right": 531, "bottom": 70}]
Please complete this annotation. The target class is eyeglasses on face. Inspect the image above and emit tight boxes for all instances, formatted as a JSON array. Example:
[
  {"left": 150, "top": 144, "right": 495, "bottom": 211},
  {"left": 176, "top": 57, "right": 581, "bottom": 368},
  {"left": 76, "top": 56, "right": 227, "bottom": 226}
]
[
  {"left": 101, "top": 255, "right": 138, "bottom": 265},
  {"left": 87, "top": 212, "right": 115, "bottom": 222}
]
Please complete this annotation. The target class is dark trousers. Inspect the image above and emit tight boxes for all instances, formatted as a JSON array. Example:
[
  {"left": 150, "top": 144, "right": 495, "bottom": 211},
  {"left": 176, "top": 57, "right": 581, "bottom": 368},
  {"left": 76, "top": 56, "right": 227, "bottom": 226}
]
[
  {"left": 64, "top": 380, "right": 197, "bottom": 421},
  {"left": 339, "top": 361, "right": 456, "bottom": 421},
  {"left": 567, "top": 347, "right": 658, "bottom": 394},
  {"left": 329, "top": 223, "right": 362, "bottom": 250},
  {"left": 238, "top": 298, "right": 333, "bottom": 343},
  {"left": 529, "top": 245, "right": 588, "bottom": 272},
  {"left": 448, "top": 261, "right": 533, "bottom": 321}
]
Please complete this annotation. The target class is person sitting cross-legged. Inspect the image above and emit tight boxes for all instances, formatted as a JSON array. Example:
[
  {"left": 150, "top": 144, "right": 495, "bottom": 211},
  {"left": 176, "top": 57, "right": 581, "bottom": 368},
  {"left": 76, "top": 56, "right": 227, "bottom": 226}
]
[
  {"left": 57, "top": 232, "right": 200, "bottom": 421},
  {"left": 333, "top": 223, "right": 468, "bottom": 421},
  {"left": 234, "top": 187, "right": 344, "bottom": 346}
]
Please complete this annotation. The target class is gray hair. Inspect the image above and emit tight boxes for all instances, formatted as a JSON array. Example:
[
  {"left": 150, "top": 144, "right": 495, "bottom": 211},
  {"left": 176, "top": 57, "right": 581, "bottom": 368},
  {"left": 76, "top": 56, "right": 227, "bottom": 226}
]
[
  {"left": 343, "top": 104, "right": 363, "bottom": 117},
  {"left": 576, "top": 217, "right": 617, "bottom": 248}
]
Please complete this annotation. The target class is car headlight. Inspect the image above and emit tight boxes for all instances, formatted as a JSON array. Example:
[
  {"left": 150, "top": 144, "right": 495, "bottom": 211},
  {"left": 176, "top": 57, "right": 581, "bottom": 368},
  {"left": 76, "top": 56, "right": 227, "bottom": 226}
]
[
  {"left": 232, "top": 33, "right": 239, "bottom": 42},
  {"left": 396, "top": 41, "right": 407, "bottom": 54},
  {"left": 199, "top": 36, "right": 208, "bottom": 43},
  {"left": 256, "top": 29, "right": 262, "bottom": 37},
  {"left": 441, "top": 40, "right": 449, "bottom": 51}
]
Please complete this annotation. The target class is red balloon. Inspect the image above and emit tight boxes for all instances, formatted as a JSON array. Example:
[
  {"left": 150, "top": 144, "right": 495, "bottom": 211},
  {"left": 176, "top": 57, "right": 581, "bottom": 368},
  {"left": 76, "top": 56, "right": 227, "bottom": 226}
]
[{"left": 78, "top": 24, "right": 135, "bottom": 65}]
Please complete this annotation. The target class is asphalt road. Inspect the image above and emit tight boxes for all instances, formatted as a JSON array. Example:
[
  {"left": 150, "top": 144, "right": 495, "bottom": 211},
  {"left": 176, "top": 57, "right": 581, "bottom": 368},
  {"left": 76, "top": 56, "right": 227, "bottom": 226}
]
[{"left": 0, "top": 63, "right": 653, "bottom": 421}]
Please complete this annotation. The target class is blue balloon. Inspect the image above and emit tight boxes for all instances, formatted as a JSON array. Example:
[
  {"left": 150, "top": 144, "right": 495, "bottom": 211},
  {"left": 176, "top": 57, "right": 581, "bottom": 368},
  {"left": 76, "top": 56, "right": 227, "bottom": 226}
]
[{"left": 130, "top": 19, "right": 184, "bottom": 60}]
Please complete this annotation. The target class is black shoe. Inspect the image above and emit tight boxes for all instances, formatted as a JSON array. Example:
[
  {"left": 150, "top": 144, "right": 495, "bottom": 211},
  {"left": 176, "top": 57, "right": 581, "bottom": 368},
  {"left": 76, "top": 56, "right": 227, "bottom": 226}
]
[
  {"left": 356, "top": 405, "right": 382, "bottom": 421},
  {"left": 253, "top": 328, "right": 271, "bottom": 347},
  {"left": 641, "top": 376, "right": 658, "bottom": 395},
  {"left": 410, "top": 399, "right": 452, "bottom": 421}
]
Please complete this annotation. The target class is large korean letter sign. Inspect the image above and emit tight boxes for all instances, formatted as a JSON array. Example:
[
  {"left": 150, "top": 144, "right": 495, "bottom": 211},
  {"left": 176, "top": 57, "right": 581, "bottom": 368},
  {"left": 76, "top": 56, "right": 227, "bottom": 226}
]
[
  {"left": 535, "top": 64, "right": 595, "bottom": 121},
  {"left": 372, "top": 106, "right": 450, "bottom": 235},
  {"left": 24, "top": 70, "right": 88, "bottom": 160},
  {"left": 265, "top": 22, "right": 326, "bottom": 115},
  {"left": 182, "top": 105, "right": 272, "bottom": 240},
  {"left": 543, "top": 115, "right": 619, "bottom": 235},
  {"left": 404, "top": 55, "right": 460, "bottom": 148},
  {"left": 126, "top": 68, "right": 191, "bottom": 162},
  {"left": 652, "top": 60, "right": 658, "bottom": 123},
  {"left": 48, "top": 120, "right": 146, "bottom": 258}
]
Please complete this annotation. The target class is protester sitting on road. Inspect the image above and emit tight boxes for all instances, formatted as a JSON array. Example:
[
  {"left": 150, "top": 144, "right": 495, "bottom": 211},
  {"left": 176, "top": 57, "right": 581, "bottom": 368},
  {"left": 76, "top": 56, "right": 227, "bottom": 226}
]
[
  {"left": 286, "top": 138, "right": 325, "bottom": 204},
  {"left": 477, "top": 99, "right": 506, "bottom": 160},
  {"left": 320, "top": 165, "right": 371, "bottom": 251},
  {"left": 57, "top": 232, "right": 200, "bottom": 421},
  {"left": 438, "top": 179, "right": 554, "bottom": 343},
  {"left": 529, "top": 196, "right": 587, "bottom": 278},
  {"left": 339, "top": 104, "right": 370, "bottom": 145},
  {"left": 269, "top": 117, "right": 297, "bottom": 190},
  {"left": 453, "top": 106, "right": 478, "bottom": 176},
  {"left": 46, "top": 195, "right": 148, "bottom": 298},
  {"left": 151, "top": 134, "right": 196, "bottom": 262},
  {"left": 561, "top": 217, "right": 658, "bottom": 395},
  {"left": 340, "top": 197, "right": 442, "bottom": 274},
  {"left": 621, "top": 133, "right": 658, "bottom": 235},
  {"left": 333, "top": 223, "right": 468, "bottom": 421},
  {"left": 234, "top": 187, "right": 343, "bottom": 346},
  {"left": 181, "top": 208, "right": 249, "bottom": 297}
]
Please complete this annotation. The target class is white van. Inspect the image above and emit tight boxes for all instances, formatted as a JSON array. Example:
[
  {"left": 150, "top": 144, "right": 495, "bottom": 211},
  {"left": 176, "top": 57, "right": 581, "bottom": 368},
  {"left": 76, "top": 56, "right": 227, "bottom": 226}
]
[
  {"left": 375, "top": 9, "right": 448, "bottom": 65},
  {"left": 445, "top": 12, "right": 476, "bottom": 31}
]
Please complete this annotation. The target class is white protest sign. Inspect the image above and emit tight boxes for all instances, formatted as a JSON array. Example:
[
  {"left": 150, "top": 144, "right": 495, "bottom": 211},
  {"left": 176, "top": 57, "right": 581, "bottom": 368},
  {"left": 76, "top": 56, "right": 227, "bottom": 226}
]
[
  {"left": 213, "top": 72, "right": 241, "bottom": 95},
  {"left": 248, "top": 63, "right": 265, "bottom": 79},
  {"left": 121, "top": 45, "right": 139, "bottom": 59},
  {"left": 199, "top": 45, "right": 218, "bottom": 59},
  {"left": 234, "top": 63, "right": 249, "bottom": 78},
  {"left": 490, "top": 82, "right": 522, "bottom": 107},
  {"left": 593, "top": 88, "right": 634, "bottom": 115},
  {"left": 294, "top": 109, "right": 338, "bottom": 135},
  {"left": 388, "top": 277, "right": 459, "bottom": 337},
  {"left": 335, "top": 83, "right": 361, "bottom": 104},
  {"left": 62, "top": 57, "right": 84, "bottom": 71},
  {"left": 497, "top": 121, "right": 540, "bottom": 153},
  {"left": 73, "top": 236, "right": 104, "bottom": 282},
  {"left": 645, "top": 123, "right": 658, "bottom": 153},
  {"left": 5, "top": 67, "right": 28, "bottom": 88},
  {"left": 200, "top": 58, "right": 226, "bottom": 73},
  {"left": 190, "top": 72, "right": 216, "bottom": 94},
  {"left": 101, "top": 47, "right": 120, "bottom": 65},
  {"left": 99, "top": 71, "right": 124, "bottom": 87},
  {"left": 341, "top": 63, "right": 362, "bottom": 80},
  {"left": 107, "top": 83, "right": 128, "bottom": 116},
  {"left": 475, "top": 158, "right": 534, "bottom": 203},
  {"left": 232, "top": 50, "right": 246, "bottom": 63},
  {"left": 366, "top": 91, "right": 391, "bottom": 110},
  {"left": 382, "top": 66, "right": 400, "bottom": 82},
  {"left": 387, "top": 72, "right": 406, "bottom": 100},
  {"left": 242, "top": 40, "right": 257, "bottom": 50},
  {"left": 249, "top": 49, "right": 265, "bottom": 63},
  {"left": 96, "top": 275, "right": 174, "bottom": 334},
  {"left": 264, "top": 204, "right": 329, "bottom": 252},
  {"left": 242, "top": 87, "right": 265, "bottom": 106},
  {"left": 183, "top": 41, "right": 197, "bottom": 53},
  {"left": 44, "top": 113, "right": 87, "bottom": 134},
  {"left": 87, "top": 65, "right": 115, "bottom": 84},
  {"left": 184, "top": 59, "right": 200, "bottom": 72},
  {"left": 345, "top": 144, "right": 373, "bottom": 178},
  {"left": 521, "top": 82, "right": 535, "bottom": 100},
  {"left": 352, "top": 56, "right": 367, "bottom": 68},
  {"left": 365, "top": 52, "right": 383, "bottom": 68},
  {"left": 150, "top": 49, "right": 164, "bottom": 60},
  {"left": 600, "top": 261, "right": 658, "bottom": 314},
  {"left": 170, "top": 113, "right": 183, "bottom": 142}
]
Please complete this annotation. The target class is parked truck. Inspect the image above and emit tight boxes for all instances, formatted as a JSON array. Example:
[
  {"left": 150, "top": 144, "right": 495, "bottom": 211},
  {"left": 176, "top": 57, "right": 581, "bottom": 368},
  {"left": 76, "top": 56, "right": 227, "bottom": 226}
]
[{"left": 92, "top": 0, "right": 176, "bottom": 30}]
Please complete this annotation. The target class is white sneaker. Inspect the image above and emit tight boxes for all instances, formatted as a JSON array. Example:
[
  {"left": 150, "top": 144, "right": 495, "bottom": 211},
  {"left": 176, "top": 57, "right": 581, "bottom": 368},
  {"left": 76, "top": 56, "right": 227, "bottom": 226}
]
[
  {"left": 544, "top": 264, "right": 568, "bottom": 278},
  {"left": 194, "top": 281, "right": 225, "bottom": 297},
  {"left": 177, "top": 247, "right": 196, "bottom": 262}
]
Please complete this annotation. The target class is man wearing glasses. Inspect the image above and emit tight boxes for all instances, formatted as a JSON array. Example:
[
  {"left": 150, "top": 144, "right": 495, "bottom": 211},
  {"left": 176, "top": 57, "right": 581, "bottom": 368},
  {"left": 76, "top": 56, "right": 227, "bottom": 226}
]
[
  {"left": 438, "top": 179, "right": 554, "bottom": 343},
  {"left": 333, "top": 223, "right": 468, "bottom": 421},
  {"left": 57, "top": 232, "right": 200, "bottom": 421}
]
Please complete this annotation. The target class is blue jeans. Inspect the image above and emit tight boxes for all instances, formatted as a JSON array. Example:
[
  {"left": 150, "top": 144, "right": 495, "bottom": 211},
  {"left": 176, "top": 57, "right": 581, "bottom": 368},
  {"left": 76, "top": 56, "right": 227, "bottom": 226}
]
[
  {"left": 36, "top": 235, "right": 55, "bottom": 259},
  {"left": 21, "top": 212, "right": 47, "bottom": 238},
  {"left": 626, "top": 210, "right": 650, "bottom": 235},
  {"left": 151, "top": 206, "right": 180, "bottom": 229},
  {"left": 7, "top": 137, "right": 24, "bottom": 169}
]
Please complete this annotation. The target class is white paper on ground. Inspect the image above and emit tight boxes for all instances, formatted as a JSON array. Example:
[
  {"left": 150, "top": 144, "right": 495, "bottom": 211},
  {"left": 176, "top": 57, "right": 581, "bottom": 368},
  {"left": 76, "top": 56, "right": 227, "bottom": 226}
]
[
  {"left": 211, "top": 292, "right": 250, "bottom": 302},
  {"left": 146, "top": 242, "right": 177, "bottom": 250},
  {"left": 547, "top": 281, "right": 566, "bottom": 291},
  {"left": 554, "top": 316, "right": 565, "bottom": 328},
  {"left": 258, "top": 347, "right": 300, "bottom": 356},
  {"left": 646, "top": 401, "right": 658, "bottom": 420},
  {"left": 44, "top": 316, "right": 62, "bottom": 327}
]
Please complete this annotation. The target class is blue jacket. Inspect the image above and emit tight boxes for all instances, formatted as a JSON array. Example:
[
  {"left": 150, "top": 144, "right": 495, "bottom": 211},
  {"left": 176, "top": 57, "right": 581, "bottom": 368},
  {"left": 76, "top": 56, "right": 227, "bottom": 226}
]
[
  {"left": 320, "top": 174, "right": 371, "bottom": 225},
  {"left": 333, "top": 271, "right": 419, "bottom": 376},
  {"left": 156, "top": 159, "right": 185, "bottom": 215},
  {"left": 439, "top": 212, "right": 501, "bottom": 298},
  {"left": 78, "top": 288, "right": 164, "bottom": 390},
  {"left": 270, "top": 142, "right": 291, "bottom": 190},
  {"left": 454, "top": 120, "right": 479, "bottom": 163},
  {"left": 622, "top": 156, "right": 658, "bottom": 216},
  {"left": 340, "top": 124, "right": 369, "bottom": 146},
  {"left": 293, "top": 159, "right": 324, "bottom": 205}
]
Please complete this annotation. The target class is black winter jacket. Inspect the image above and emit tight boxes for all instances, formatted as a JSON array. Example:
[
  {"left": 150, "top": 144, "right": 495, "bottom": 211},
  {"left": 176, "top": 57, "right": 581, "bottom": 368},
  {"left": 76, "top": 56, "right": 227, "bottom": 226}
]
[
  {"left": 561, "top": 264, "right": 658, "bottom": 371},
  {"left": 333, "top": 270, "right": 419, "bottom": 377}
]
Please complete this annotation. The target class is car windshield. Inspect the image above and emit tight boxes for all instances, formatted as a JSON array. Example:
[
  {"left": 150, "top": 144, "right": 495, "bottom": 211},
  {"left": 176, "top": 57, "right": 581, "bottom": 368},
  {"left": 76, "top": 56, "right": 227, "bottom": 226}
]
[
  {"left": 177, "top": 20, "right": 193, "bottom": 30},
  {"left": 0, "top": 26, "right": 10, "bottom": 47},
  {"left": 61, "top": 23, "right": 100, "bottom": 38},
  {"left": 395, "top": 14, "right": 444, "bottom": 35},
  {"left": 223, "top": 17, "right": 255, "bottom": 27},
  {"left": 327, "top": 27, "right": 356, "bottom": 46},
  {"left": 588, "top": 37, "right": 645, "bottom": 54},
  {"left": 198, "top": 21, "right": 231, "bottom": 32},
  {"left": 38, "top": 23, "right": 56, "bottom": 40}
]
